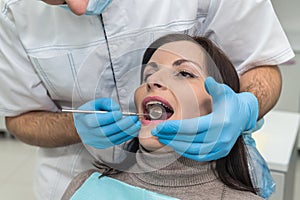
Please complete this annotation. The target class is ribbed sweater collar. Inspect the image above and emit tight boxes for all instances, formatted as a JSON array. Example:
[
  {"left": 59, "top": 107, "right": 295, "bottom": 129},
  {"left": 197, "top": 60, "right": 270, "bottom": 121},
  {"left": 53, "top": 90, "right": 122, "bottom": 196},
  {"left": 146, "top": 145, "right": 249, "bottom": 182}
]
[{"left": 130, "top": 147, "right": 218, "bottom": 187}]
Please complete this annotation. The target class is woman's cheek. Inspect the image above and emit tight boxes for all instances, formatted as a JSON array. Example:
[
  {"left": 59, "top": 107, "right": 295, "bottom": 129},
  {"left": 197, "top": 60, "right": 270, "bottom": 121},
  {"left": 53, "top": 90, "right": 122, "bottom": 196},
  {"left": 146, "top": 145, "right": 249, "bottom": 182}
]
[{"left": 134, "top": 86, "right": 145, "bottom": 110}]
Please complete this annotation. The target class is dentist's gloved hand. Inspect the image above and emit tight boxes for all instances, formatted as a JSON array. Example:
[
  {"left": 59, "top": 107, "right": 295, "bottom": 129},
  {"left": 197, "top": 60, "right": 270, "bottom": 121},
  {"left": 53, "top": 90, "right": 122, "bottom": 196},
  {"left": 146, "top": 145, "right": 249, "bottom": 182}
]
[
  {"left": 74, "top": 98, "right": 141, "bottom": 149},
  {"left": 152, "top": 77, "right": 259, "bottom": 161}
]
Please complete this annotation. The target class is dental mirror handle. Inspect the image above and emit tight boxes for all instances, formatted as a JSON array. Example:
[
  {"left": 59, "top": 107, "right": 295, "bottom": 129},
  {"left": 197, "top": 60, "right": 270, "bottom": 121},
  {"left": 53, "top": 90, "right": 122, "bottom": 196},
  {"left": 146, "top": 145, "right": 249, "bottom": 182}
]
[{"left": 61, "top": 109, "right": 147, "bottom": 116}]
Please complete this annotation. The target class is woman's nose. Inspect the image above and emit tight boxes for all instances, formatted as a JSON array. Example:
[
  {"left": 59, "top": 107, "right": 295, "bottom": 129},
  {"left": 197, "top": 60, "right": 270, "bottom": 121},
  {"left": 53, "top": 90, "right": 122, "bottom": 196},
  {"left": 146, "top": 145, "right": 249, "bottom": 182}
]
[
  {"left": 146, "top": 75, "right": 167, "bottom": 91},
  {"left": 147, "top": 82, "right": 164, "bottom": 90}
]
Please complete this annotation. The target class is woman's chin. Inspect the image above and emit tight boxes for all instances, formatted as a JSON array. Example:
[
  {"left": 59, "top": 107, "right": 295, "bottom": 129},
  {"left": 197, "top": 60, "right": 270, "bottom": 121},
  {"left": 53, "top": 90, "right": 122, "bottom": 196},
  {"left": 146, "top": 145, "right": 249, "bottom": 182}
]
[
  {"left": 138, "top": 119, "right": 174, "bottom": 152},
  {"left": 138, "top": 136, "right": 174, "bottom": 153},
  {"left": 139, "top": 136, "right": 163, "bottom": 150}
]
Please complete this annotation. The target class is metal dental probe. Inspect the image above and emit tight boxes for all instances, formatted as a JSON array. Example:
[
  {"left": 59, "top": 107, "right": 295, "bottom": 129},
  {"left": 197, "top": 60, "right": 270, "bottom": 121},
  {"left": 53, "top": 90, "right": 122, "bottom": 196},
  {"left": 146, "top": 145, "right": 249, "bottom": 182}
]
[
  {"left": 62, "top": 106, "right": 165, "bottom": 119},
  {"left": 61, "top": 109, "right": 148, "bottom": 116}
]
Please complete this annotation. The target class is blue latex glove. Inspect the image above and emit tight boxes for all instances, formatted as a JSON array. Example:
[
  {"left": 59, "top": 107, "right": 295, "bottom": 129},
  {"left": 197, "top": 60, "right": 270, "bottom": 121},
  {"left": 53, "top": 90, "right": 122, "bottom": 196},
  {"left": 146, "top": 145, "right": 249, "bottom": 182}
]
[
  {"left": 74, "top": 98, "right": 141, "bottom": 149},
  {"left": 152, "top": 77, "right": 259, "bottom": 161},
  {"left": 60, "top": 0, "right": 112, "bottom": 15},
  {"left": 243, "top": 119, "right": 276, "bottom": 199},
  {"left": 244, "top": 133, "right": 276, "bottom": 199}
]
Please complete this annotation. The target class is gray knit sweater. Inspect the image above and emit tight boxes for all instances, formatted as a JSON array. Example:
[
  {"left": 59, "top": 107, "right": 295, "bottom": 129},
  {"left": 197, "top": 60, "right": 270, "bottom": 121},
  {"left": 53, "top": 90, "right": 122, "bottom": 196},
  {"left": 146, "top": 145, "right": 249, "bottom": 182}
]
[{"left": 62, "top": 148, "right": 263, "bottom": 200}]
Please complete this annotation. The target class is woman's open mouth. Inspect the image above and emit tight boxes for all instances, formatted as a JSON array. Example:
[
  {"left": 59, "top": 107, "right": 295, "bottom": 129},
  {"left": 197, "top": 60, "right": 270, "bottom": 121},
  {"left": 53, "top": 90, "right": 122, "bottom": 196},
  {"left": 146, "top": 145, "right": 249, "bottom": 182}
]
[{"left": 143, "top": 97, "right": 174, "bottom": 121}]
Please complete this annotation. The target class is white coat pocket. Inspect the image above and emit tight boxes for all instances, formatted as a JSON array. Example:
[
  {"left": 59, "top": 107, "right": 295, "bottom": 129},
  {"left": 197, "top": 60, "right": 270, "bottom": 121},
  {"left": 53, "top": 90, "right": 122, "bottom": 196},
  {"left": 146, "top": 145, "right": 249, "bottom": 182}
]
[{"left": 28, "top": 46, "right": 116, "bottom": 108}]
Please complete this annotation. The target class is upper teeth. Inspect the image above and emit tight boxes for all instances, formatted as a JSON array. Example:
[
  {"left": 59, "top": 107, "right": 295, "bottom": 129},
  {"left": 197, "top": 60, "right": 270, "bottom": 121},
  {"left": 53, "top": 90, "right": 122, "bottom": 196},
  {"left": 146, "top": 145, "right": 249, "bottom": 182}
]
[{"left": 146, "top": 101, "right": 171, "bottom": 110}]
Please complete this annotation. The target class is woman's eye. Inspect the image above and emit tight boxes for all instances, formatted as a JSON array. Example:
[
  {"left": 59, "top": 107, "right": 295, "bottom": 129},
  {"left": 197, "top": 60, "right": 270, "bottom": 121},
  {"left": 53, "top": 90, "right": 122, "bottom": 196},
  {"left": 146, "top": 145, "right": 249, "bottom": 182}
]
[{"left": 177, "top": 71, "right": 196, "bottom": 78}]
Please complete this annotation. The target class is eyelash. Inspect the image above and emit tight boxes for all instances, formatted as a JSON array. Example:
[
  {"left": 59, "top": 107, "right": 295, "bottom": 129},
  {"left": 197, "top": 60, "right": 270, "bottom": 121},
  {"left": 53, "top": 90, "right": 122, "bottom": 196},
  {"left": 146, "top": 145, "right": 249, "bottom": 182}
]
[
  {"left": 176, "top": 70, "right": 197, "bottom": 78},
  {"left": 143, "top": 70, "right": 197, "bottom": 82}
]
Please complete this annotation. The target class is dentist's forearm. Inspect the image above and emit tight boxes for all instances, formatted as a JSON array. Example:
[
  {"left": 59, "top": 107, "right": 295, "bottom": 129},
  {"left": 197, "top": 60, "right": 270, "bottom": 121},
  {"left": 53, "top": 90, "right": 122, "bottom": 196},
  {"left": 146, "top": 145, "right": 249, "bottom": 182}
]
[
  {"left": 239, "top": 65, "right": 282, "bottom": 119},
  {"left": 5, "top": 111, "right": 81, "bottom": 147}
]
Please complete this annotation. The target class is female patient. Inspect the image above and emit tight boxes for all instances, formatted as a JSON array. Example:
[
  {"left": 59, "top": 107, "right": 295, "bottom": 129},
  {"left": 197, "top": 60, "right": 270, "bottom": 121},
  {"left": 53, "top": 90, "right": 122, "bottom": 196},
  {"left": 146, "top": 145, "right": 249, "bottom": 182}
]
[{"left": 62, "top": 34, "right": 263, "bottom": 200}]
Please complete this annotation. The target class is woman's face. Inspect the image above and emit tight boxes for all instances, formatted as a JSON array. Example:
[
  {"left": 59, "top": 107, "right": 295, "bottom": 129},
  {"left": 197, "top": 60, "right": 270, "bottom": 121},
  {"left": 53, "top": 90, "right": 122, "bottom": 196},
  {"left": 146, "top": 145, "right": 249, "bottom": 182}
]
[{"left": 134, "top": 40, "right": 212, "bottom": 151}]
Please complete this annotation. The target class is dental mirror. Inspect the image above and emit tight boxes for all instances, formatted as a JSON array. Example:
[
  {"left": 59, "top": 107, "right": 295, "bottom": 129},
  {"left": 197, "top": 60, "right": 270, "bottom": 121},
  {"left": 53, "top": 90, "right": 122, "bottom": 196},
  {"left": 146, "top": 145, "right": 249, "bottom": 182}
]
[{"left": 148, "top": 104, "right": 165, "bottom": 120}]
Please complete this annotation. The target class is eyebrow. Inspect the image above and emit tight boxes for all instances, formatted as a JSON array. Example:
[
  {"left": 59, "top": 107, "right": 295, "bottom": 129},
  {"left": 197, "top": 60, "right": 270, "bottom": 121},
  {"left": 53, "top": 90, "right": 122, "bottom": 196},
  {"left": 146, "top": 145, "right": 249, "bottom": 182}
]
[
  {"left": 173, "top": 59, "right": 201, "bottom": 68},
  {"left": 143, "top": 59, "right": 205, "bottom": 79},
  {"left": 145, "top": 59, "right": 204, "bottom": 74},
  {"left": 147, "top": 59, "right": 199, "bottom": 68},
  {"left": 146, "top": 62, "right": 159, "bottom": 69}
]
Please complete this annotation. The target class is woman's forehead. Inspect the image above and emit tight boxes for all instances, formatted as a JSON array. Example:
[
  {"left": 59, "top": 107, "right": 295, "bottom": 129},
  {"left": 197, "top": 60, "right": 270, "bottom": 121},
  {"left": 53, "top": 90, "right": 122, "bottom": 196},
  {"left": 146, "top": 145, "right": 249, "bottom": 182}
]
[{"left": 150, "top": 40, "right": 206, "bottom": 66}]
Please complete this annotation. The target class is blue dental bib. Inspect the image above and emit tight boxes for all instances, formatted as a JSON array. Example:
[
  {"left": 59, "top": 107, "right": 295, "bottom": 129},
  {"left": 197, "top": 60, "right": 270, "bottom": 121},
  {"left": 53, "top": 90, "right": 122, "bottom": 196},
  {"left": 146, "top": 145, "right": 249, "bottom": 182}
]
[{"left": 71, "top": 172, "right": 179, "bottom": 200}]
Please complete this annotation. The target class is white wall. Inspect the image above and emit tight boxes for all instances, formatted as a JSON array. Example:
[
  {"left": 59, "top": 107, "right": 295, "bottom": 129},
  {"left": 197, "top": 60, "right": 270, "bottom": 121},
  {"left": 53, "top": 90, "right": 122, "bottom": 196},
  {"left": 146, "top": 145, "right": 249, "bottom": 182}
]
[
  {"left": 271, "top": 0, "right": 300, "bottom": 51},
  {"left": 274, "top": 54, "right": 300, "bottom": 113}
]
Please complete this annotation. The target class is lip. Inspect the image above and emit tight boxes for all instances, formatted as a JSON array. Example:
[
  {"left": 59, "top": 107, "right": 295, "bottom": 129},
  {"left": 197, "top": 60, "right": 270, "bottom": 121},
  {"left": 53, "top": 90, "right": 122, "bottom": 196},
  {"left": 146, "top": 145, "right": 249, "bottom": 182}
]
[{"left": 141, "top": 119, "right": 165, "bottom": 125}]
